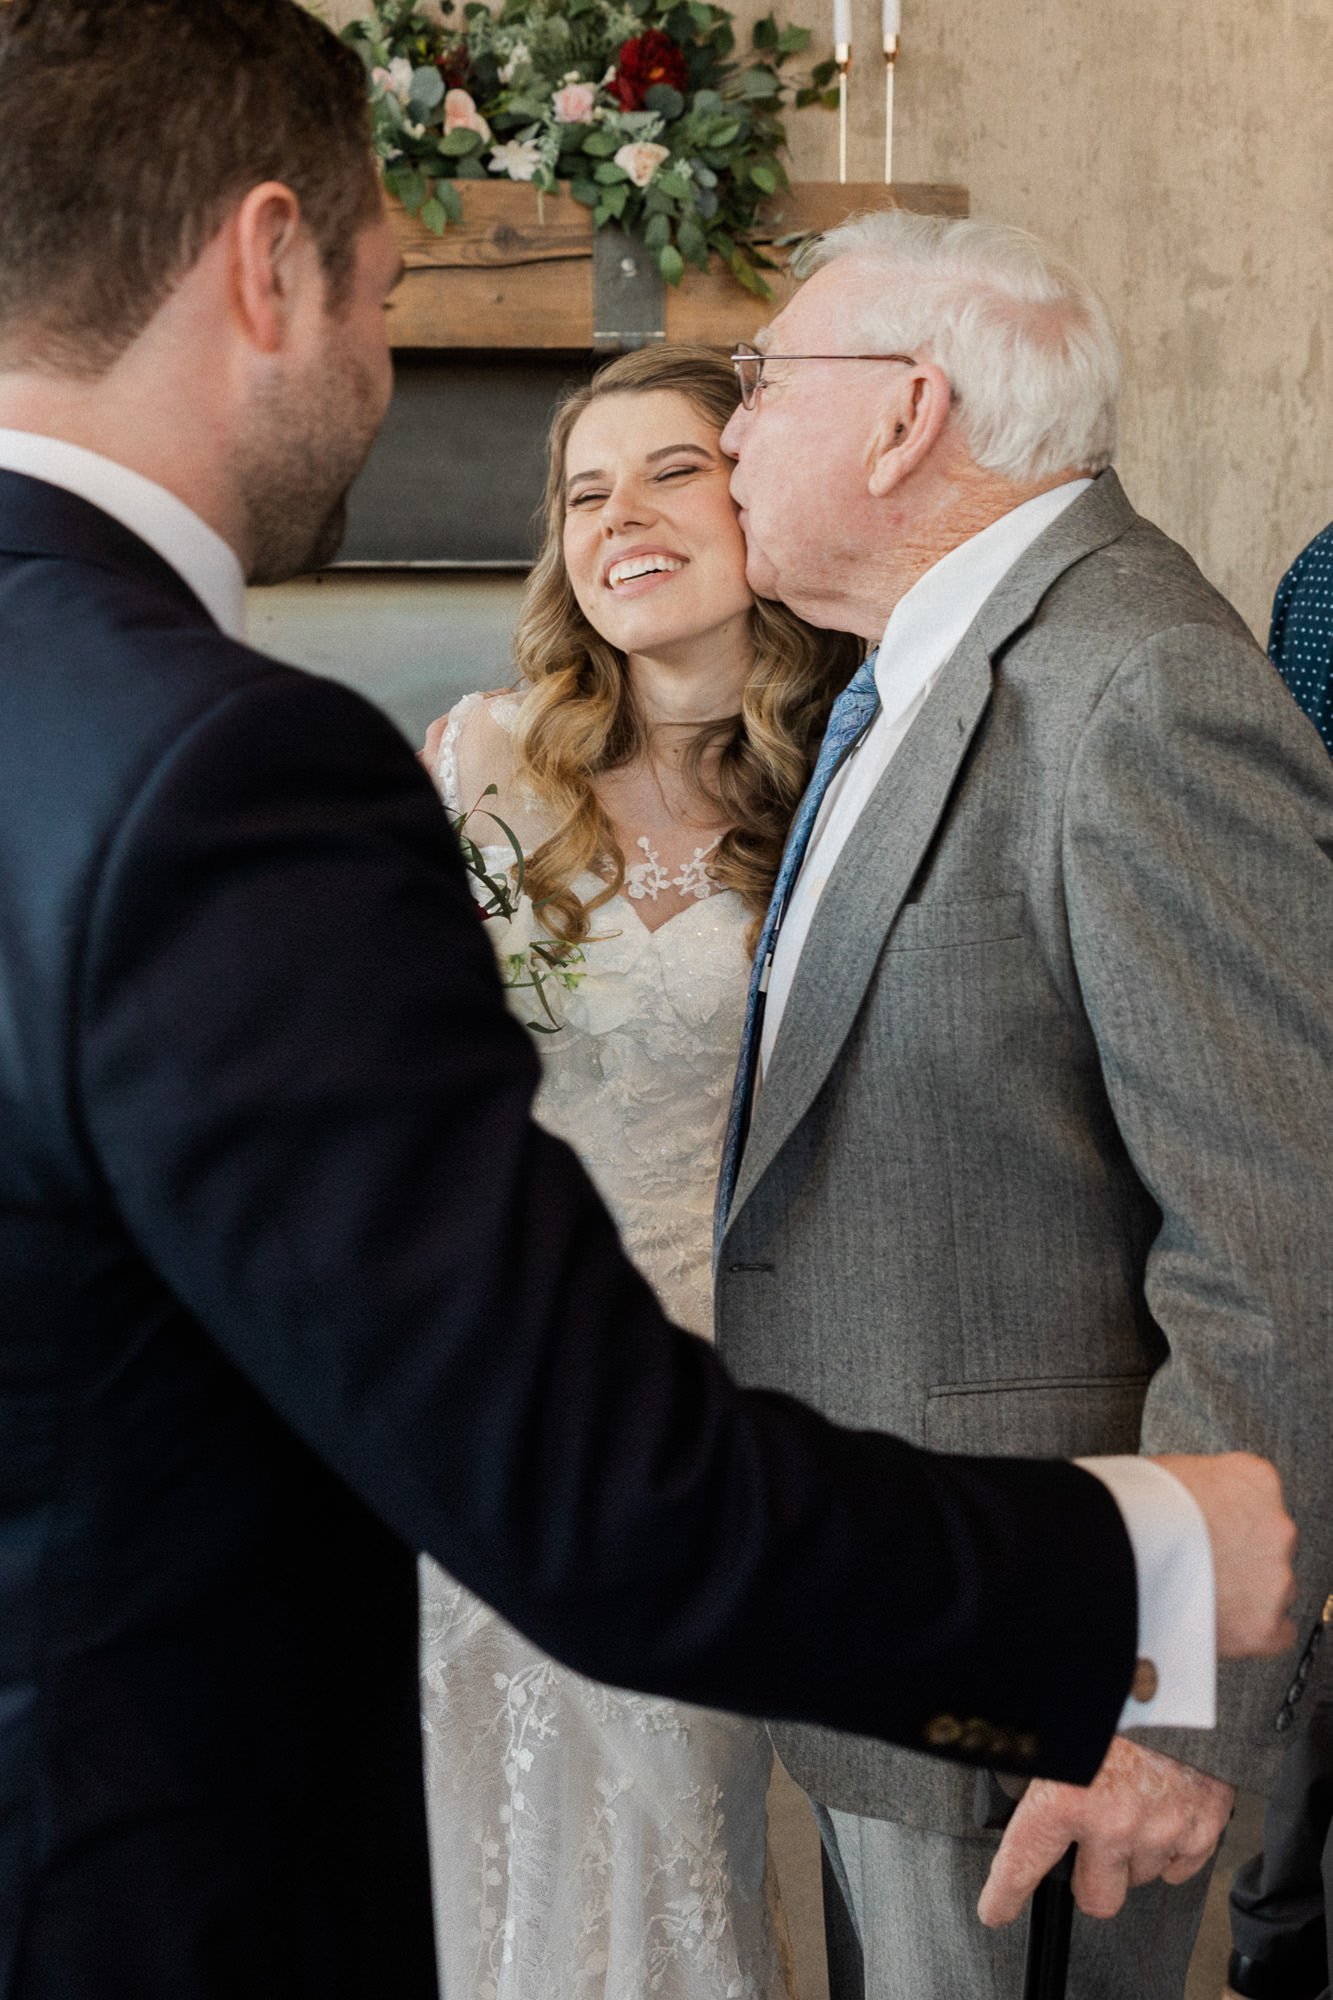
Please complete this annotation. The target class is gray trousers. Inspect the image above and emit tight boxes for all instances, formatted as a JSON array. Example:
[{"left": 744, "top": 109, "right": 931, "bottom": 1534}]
[{"left": 817, "top": 1804, "right": 1216, "bottom": 2000}]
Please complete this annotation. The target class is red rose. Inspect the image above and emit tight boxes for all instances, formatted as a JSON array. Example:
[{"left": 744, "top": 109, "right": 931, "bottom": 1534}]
[
  {"left": 608, "top": 30, "right": 689, "bottom": 112},
  {"left": 436, "top": 46, "right": 475, "bottom": 93}
]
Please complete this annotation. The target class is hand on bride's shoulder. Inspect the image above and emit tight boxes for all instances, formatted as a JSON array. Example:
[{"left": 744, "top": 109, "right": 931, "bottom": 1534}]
[
  {"left": 418, "top": 711, "right": 451, "bottom": 773},
  {"left": 419, "top": 687, "right": 530, "bottom": 819},
  {"left": 418, "top": 684, "right": 516, "bottom": 784}
]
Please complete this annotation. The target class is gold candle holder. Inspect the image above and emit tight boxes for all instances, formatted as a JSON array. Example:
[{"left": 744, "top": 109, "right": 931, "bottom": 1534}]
[{"left": 835, "top": 42, "right": 852, "bottom": 185}]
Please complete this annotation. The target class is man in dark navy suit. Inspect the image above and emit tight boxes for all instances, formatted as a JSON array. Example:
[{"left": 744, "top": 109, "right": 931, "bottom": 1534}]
[{"left": 0, "top": 4, "right": 1297, "bottom": 1996}]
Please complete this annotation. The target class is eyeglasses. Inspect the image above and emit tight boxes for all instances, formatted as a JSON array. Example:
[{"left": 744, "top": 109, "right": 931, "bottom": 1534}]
[{"left": 730, "top": 341, "right": 917, "bottom": 411}]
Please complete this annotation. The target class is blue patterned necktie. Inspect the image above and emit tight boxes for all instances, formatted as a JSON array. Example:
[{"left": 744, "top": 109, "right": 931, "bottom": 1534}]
[{"left": 714, "top": 649, "right": 881, "bottom": 1245}]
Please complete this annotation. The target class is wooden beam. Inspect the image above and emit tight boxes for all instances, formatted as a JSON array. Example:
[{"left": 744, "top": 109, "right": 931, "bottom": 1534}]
[{"left": 386, "top": 180, "right": 968, "bottom": 350}]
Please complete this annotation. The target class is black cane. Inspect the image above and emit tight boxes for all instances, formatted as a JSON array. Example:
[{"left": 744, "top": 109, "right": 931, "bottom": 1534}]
[
  {"left": 1022, "top": 1838, "right": 1075, "bottom": 2000},
  {"left": 975, "top": 1770, "right": 1077, "bottom": 2000}
]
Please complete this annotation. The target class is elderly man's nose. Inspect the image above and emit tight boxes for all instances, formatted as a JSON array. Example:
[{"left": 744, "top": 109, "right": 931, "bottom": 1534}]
[{"left": 719, "top": 407, "right": 746, "bottom": 459}]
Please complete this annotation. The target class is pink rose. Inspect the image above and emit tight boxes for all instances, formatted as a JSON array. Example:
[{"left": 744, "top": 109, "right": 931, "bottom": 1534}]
[
  {"left": 552, "top": 81, "right": 598, "bottom": 124},
  {"left": 443, "top": 88, "right": 491, "bottom": 143},
  {"left": 613, "top": 141, "right": 671, "bottom": 189}
]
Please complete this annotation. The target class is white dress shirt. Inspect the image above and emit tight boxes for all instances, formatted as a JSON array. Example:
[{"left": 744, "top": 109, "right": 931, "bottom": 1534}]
[
  {"left": 0, "top": 428, "right": 246, "bottom": 641},
  {"left": 760, "top": 480, "right": 1216, "bottom": 1732}
]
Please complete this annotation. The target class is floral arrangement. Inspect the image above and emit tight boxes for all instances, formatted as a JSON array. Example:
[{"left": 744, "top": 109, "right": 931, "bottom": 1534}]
[
  {"left": 341, "top": 0, "right": 837, "bottom": 295},
  {"left": 452, "top": 788, "right": 588, "bottom": 1030}
]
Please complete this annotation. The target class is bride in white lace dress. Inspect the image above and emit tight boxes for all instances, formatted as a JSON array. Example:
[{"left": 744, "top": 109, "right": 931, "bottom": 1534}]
[{"left": 419, "top": 347, "right": 856, "bottom": 2000}]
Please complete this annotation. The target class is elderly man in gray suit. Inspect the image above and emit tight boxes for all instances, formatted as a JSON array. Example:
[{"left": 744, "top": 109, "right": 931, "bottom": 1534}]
[{"left": 715, "top": 210, "right": 1333, "bottom": 1998}]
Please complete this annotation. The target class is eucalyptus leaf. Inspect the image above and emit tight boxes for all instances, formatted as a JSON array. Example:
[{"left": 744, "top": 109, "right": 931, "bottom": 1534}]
[
  {"left": 437, "top": 180, "right": 465, "bottom": 221},
  {"left": 644, "top": 84, "right": 685, "bottom": 119},
  {"left": 569, "top": 178, "right": 600, "bottom": 205},
  {"left": 390, "top": 167, "right": 427, "bottom": 209},
  {"left": 740, "top": 64, "right": 779, "bottom": 97},
  {"left": 593, "top": 159, "right": 628, "bottom": 183},
  {"left": 439, "top": 127, "right": 482, "bottom": 156},
  {"left": 751, "top": 14, "right": 778, "bottom": 47},
  {"left": 643, "top": 211, "right": 672, "bottom": 249},
  {"left": 419, "top": 195, "right": 448, "bottom": 233},
  {"left": 455, "top": 154, "right": 489, "bottom": 178},
  {"left": 582, "top": 128, "right": 620, "bottom": 156},
  {"left": 658, "top": 244, "right": 685, "bottom": 285},
  {"left": 750, "top": 161, "right": 778, "bottom": 191},
  {"left": 408, "top": 64, "right": 445, "bottom": 111}
]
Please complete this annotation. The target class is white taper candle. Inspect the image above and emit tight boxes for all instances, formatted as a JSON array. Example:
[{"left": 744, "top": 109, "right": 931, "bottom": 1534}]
[{"left": 833, "top": 0, "right": 853, "bottom": 49}]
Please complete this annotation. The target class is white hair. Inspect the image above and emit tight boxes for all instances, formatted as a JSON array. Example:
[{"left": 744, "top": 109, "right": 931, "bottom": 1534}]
[{"left": 799, "top": 210, "right": 1121, "bottom": 483}]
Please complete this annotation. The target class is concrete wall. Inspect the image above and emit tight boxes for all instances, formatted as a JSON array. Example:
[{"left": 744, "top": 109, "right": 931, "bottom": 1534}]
[
  {"left": 248, "top": 571, "right": 527, "bottom": 742},
  {"left": 316, "top": 0, "right": 1329, "bottom": 638}
]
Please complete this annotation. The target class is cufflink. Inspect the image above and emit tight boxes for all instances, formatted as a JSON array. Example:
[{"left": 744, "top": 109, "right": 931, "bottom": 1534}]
[{"left": 1130, "top": 1658, "right": 1159, "bottom": 1704}]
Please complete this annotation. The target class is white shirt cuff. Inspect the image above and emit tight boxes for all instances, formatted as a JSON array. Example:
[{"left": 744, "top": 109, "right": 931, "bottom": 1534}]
[{"left": 1077, "top": 1454, "right": 1216, "bottom": 1730}]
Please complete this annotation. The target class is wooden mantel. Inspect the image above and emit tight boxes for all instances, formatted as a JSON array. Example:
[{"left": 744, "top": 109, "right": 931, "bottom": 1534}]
[{"left": 386, "top": 181, "right": 968, "bottom": 350}]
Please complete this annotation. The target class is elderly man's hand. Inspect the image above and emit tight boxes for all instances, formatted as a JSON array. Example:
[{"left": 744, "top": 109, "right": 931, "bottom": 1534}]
[
  {"left": 1153, "top": 1451, "right": 1298, "bottom": 1658},
  {"left": 977, "top": 1737, "right": 1234, "bottom": 1927}
]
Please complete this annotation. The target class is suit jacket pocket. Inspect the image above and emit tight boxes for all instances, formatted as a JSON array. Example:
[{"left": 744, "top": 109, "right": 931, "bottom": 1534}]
[
  {"left": 884, "top": 891, "right": 1025, "bottom": 953},
  {"left": 924, "top": 1373, "right": 1151, "bottom": 1458}
]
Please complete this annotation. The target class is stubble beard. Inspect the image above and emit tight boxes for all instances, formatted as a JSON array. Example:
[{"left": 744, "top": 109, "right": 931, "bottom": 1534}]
[{"left": 235, "top": 344, "right": 385, "bottom": 587}]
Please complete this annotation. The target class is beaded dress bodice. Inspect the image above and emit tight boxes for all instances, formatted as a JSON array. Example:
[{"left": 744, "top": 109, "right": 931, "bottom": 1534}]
[{"left": 433, "top": 689, "right": 750, "bottom": 1336}]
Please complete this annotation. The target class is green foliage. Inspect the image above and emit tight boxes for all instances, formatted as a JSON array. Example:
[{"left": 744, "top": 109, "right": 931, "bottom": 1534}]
[{"left": 342, "top": 0, "right": 838, "bottom": 299}]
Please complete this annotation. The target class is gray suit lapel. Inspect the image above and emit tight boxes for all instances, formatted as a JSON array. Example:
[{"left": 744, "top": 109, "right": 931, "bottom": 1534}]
[{"left": 726, "top": 469, "right": 1138, "bottom": 1231}]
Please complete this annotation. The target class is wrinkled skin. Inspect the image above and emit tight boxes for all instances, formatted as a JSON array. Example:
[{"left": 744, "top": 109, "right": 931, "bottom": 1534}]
[{"left": 979, "top": 1735, "right": 1235, "bottom": 1927}]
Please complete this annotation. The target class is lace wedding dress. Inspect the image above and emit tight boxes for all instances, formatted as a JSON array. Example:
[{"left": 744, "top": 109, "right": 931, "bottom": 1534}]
[{"left": 420, "top": 691, "right": 795, "bottom": 2000}]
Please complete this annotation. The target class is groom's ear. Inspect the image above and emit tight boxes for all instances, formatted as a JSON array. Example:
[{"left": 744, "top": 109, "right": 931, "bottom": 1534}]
[
  {"left": 230, "top": 181, "right": 313, "bottom": 357},
  {"left": 866, "top": 363, "right": 952, "bottom": 498}
]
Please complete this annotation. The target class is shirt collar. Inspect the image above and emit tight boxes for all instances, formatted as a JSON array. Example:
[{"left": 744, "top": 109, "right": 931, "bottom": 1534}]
[
  {"left": 874, "top": 478, "right": 1093, "bottom": 711},
  {"left": 0, "top": 428, "right": 247, "bottom": 641}
]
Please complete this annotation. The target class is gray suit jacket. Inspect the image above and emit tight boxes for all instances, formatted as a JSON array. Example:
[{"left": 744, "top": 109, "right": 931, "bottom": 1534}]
[{"left": 716, "top": 471, "right": 1333, "bottom": 1834}]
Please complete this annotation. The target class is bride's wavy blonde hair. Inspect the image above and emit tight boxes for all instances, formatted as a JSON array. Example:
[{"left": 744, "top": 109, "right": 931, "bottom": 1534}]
[{"left": 512, "top": 344, "right": 860, "bottom": 947}]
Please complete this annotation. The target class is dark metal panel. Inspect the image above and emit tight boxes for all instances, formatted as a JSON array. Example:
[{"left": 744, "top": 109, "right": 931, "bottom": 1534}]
[
  {"left": 336, "top": 351, "right": 598, "bottom": 568},
  {"left": 592, "top": 227, "right": 667, "bottom": 353}
]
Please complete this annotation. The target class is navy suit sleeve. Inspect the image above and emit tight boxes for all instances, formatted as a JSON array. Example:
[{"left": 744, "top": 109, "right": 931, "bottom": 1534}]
[{"left": 76, "top": 662, "right": 1136, "bottom": 1778}]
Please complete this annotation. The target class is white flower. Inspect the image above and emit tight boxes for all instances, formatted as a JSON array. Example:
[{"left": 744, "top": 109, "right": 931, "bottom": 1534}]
[
  {"left": 561, "top": 964, "right": 633, "bottom": 1035},
  {"left": 488, "top": 137, "right": 545, "bottom": 182},
  {"left": 373, "top": 56, "right": 415, "bottom": 105},
  {"left": 497, "top": 39, "right": 531, "bottom": 83},
  {"left": 613, "top": 140, "right": 670, "bottom": 188}
]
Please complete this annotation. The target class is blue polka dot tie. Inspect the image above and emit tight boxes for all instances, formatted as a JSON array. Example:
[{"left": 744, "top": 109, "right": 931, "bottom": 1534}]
[{"left": 714, "top": 649, "right": 881, "bottom": 1250}]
